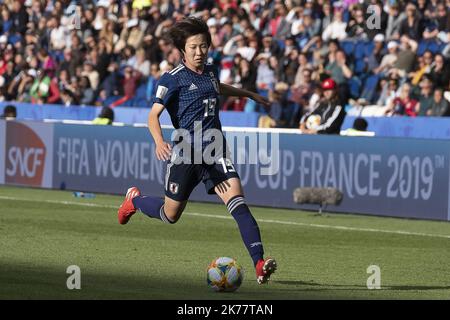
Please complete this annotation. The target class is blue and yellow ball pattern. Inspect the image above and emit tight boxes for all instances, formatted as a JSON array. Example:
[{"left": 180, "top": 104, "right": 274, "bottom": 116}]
[{"left": 206, "top": 257, "right": 243, "bottom": 292}]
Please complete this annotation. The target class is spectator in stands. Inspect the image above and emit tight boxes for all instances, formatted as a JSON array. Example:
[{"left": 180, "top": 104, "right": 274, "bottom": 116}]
[
  {"left": 321, "top": 5, "right": 347, "bottom": 41},
  {"left": 48, "top": 14, "right": 66, "bottom": 54},
  {"left": 374, "top": 40, "right": 399, "bottom": 75},
  {"left": 57, "top": 49, "right": 74, "bottom": 78},
  {"left": 325, "top": 49, "right": 352, "bottom": 104},
  {"left": 146, "top": 63, "right": 161, "bottom": 103},
  {"left": 30, "top": 69, "right": 58, "bottom": 104},
  {"left": 11, "top": 1, "right": 28, "bottom": 35},
  {"left": 436, "top": 3, "right": 450, "bottom": 35},
  {"left": 301, "top": 9, "right": 321, "bottom": 41},
  {"left": 260, "top": 34, "right": 282, "bottom": 58},
  {"left": 299, "top": 78, "right": 346, "bottom": 134},
  {"left": 340, "top": 117, "right": 372, "bottom": 136},
  {"left": 255, "top": 53, "right": 275, "bottom": 95},
  {"left": 60, "top": 88, "right": 78, "bottom": 106},
  {"left": 389, "top": 35, "right": 418, "bottom": 79},
  {"left": 79, "top": 76, "right": 95, "bottom": 106},
  {"left": 223, "top": 34, "right": 255, "bottom": 62},
  {"left": 0, "top": 104, "right": 16, "bottom": 119},
  {"left": 428, "top": 87, "right": 450, "bottom": 116},
  {"left": 399, "top": 3, "right": 423, "bottom": 41},
  {"left": 115, "top": 18, "right": 144, "bottom": 53},
  {"left": 294, "top": 52, "right": 313, "bottom": 87},
  {"left": 278, "top": 47, "right": 299, "bottom": 85},
  {"left": 81, "top": 60, "right": 99, "bottom": 91},
  {"left": 367, "top": 34, "right": 386, "bottom": 72},
  {"left": 239, "top": 57, "right": 257, "bottom": 93},
  {"left": 291, "top": 68, "right": 317, "bottom": 115},
  {"left": 320, "top": 1, "right": 333, "bottom": 33},
  {"left": 17, "top": 69, "right": 35, "bottom": 102},
  {"left": 308, "top": 36, "right": 327, "bottom": 71},
  {"left": 261, "top": 82, "right": 291, "bottom": 128},
  {"left": 326, "top": 49, "right": 353, "bottom": 83},
  {"left": 429, "top": 54, "right": 449, "bottom": 89},
  {"left": 346, "top": 6, "right": 368, "bottom": 40},
  {"left": 410, "top": 50, "right": 433, "bottom": 86},
  {"left": 386, "top": 82, "right": 417, "bottom": 117},
  {"left": 132, "top": 48, "right": 151, "bottom": 77},
  {"left": 99, "top": 20, "right": 119, "bottom": 49},
  {"left": 415, "top": 77, "right": 434, "bottom": 116},
  {"left": 92, "top": 106, "right": 115, "bottom": 125},
  {"left": 110, "top": 65, "right": 142, "bottom": 107},
  {"left": 267, "top": 3, "right": 292, "bottom": 39}
]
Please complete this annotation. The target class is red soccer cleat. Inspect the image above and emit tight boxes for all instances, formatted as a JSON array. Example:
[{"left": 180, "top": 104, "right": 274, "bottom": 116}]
[
  {"left": 118, "top": 187, "right": 141, "bottom": 225},
  {"left": 256, "top": 258, "right": 277, "bottom": 284}
]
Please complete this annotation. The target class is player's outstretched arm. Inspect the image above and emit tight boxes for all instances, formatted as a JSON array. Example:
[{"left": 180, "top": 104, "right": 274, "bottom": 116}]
[
  {"left": 148, "top": 103, "right": 172, "bottom": 161},
  {"left": 219, "top": 83, "right": 270, "bottom": 109}
]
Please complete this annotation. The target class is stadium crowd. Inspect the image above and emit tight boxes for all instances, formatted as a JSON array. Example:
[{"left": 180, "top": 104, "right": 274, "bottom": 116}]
[{"left": 0, "top": 0, "right": 449, "bottom": 128}]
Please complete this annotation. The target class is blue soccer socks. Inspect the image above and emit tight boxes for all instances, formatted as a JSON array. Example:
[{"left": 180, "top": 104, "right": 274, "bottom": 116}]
[{"left": 227, "top": 195, "right": 264, "bottom": 266}]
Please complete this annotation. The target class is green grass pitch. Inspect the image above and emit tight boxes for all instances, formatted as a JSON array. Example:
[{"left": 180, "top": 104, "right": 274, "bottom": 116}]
[{"left": 1, "top": 185, "right": 450, "bottom": 299}]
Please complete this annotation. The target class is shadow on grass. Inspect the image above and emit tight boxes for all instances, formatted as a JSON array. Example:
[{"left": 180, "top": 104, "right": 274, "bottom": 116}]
[
  {"left": 0, "top": 261, "right": 335, "bottom": 300},
  {"left": 273, "top": 280, "right": 450, "bottom": 292},
  {"left": 3, "top": 261, "right": 448, "bottom": 300}
]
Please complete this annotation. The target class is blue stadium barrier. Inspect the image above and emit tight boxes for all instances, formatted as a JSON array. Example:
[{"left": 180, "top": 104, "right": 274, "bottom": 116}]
[
  {"left": 2, "top": 120, "right": 450, "bottom": 221},
  {"left": 2, "top": 102, "right": 450, "bottom": 138},
  {"left": 0, "top": 102, "right": 261, "bottom": 127},
  {"left": 342, "top": 115, "right": 450, "bottom": 139}
]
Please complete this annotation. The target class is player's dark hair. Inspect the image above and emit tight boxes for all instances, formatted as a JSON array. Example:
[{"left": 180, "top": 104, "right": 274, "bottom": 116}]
[{"left": 168, "top": 17, "right": 211, "bottom": 54}]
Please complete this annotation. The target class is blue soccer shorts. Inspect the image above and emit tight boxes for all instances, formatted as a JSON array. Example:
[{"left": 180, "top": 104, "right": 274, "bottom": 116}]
[{"left": 164, "top": 157, "right": 240, "bottom": 202}]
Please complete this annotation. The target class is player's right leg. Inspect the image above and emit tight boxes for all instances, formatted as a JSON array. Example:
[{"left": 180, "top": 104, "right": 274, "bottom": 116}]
[{"left": 118, "top": 162, "right": 200, "bottom": 224}]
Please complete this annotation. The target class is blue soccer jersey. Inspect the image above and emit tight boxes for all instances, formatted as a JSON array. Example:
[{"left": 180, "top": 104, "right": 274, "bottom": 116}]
[{"left": 153, "top": 62, "right": 222, "bottom": 146}]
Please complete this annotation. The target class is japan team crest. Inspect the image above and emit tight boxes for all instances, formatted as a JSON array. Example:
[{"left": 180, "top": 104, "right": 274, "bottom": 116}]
[{"left": 169, "top": 182, "right": 179, "bottom": 194}]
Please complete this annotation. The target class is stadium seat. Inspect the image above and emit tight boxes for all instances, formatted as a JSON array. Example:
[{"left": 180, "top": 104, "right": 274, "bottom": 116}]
[
  {"left": 364, "top": 41, "right": 375, "bottom": 57},
  {"left": 341, "top": 41, "right": 355, "bottom": 57},
  {"left": 354, "top": 59, "right": 366, "bottom": 75},
  {"left": 348, "top": 77, "right": 362, "bottom": 99},
  {"left": 353, "top": 41, "right": 366, "bottom": 60},
  {"left": 360, "top": 75, "right": 379, "bottom": 103},
  {"left": 134, "top": 83, "right": 148, "bottom": 100},
  {"left": 417, "top": 40, "right": 428, "bottom": 56},
  {"left": 427, "top": 41, "right": 441, "bottom": 54}
]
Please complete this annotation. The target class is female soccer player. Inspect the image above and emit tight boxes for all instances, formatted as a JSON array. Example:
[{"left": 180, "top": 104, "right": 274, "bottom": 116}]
[{"left": 118, "top": 17, "right": 277, "bottom": 284}]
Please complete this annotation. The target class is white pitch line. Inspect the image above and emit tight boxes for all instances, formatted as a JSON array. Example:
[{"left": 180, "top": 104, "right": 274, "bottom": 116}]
[{"left": 1, "top": 195, "right": 450, "bottom": 240}]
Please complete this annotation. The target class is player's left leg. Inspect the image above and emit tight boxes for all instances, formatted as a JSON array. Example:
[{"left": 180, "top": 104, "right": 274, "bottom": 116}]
[
  {"left": 213, "top": 177, "right": 277, "bottom": 284},
  {"left": 118, "top": 162, "right": 200, "bottom": 225}
]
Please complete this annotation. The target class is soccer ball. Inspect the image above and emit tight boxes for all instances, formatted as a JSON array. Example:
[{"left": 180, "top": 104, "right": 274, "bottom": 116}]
[
  {"left": 206, "top": 257, "right": 244, "bottom": 292},
  {"left": 306, "top": 114, "right": 321, "bottom": 129}
]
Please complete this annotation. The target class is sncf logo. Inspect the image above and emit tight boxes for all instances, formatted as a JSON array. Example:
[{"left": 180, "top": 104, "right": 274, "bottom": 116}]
[{"left": 5, "top": 122, "right": 46, "bottom": 186}]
